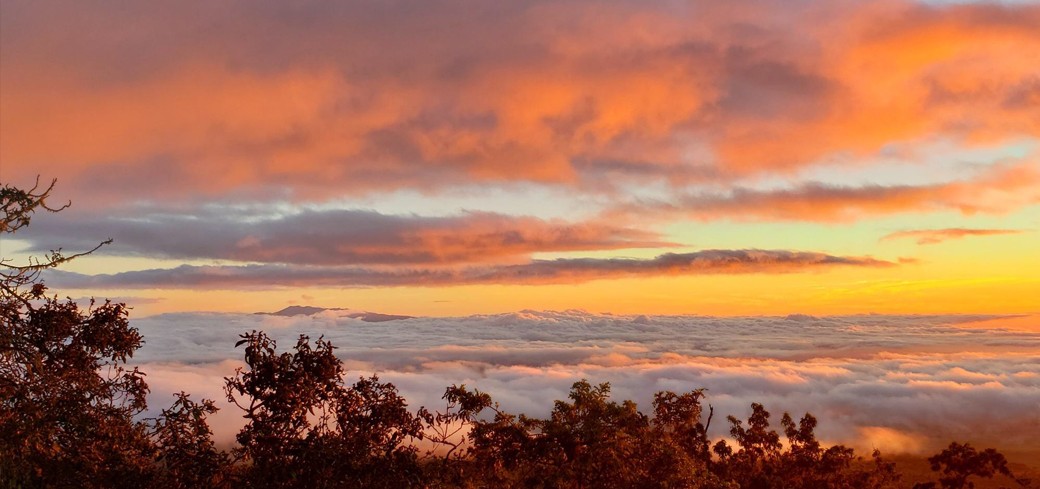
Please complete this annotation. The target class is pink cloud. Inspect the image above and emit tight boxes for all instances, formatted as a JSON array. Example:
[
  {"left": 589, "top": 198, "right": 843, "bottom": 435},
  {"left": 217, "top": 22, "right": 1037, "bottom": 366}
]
[
  {"left": 3, "top": 0, "right": 1038, "bottom": 205},
  {"left": 880, "top": 228, "right": 1026, "bottom": 245},
  {"left": 609, "top": 159, "right": 1040, "bottom": 222}
]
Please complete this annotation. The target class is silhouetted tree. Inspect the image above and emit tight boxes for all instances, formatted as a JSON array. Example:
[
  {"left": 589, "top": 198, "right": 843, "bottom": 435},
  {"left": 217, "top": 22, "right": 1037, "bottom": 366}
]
[
  {"left": 463, "top": 380, "right": 660, "bottom": 488},
  {"left": 647, "top": 389, "right": 728, "bottom": 488},
  {"left": 463, "top": 395, "right": 542, "bottom": 487},
  {"left": 420, "top": 384, "right": 495, "bottom": 487},
  {"left": 913, "top": 442, "right": 1029, "bottom": 489},
  {"left": 712, "top": 403, "right": 783, "bottom": 488},
  {"left": 150, "top": 392, "right": 231, "bottom": 489},
  {"left": 1, "top": 179, "right": 155, "bottom": 487},
  {"left": 777, "top": 412, "right": 861, "bottom": 488},
  {"left": 541, "top": 380, "right": 653, "bottom": 487},
  {"left": 710, "top": 404, "right": 901, "bottom": 489},
  {"left": 224, "top": 331, "right": 427, "bottom": 488},
  {"left": 1, "top": 179, "right": 227, "bottom": 488},
  {"left": 442, "top": 380, "right": 910, "bottom": 489}
]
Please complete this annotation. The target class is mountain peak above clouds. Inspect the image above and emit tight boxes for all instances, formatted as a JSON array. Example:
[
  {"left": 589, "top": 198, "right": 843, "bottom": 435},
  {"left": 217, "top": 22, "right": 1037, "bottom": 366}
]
[{"left": 258, "top": 305, "right": 412, "bottom": 323}]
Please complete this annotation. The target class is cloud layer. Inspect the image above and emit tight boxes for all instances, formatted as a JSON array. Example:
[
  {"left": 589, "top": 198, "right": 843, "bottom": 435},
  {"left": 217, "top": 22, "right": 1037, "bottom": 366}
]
[
  {"left": 880, "top": 227, "right": 1026, "bottom": 245},
  {"left": 24, "top": 207, "right": 668, "bottom": 265},
  {"left": 4, "top": 0, "right": 1039, "bottom": 202},
  {"left": 129, "top": 310, "right": 1040, "bottom": 456},
  {"left": 44, "top": 249, "right": 894, "bottom": 288},
  {"left": 5, "top": 0, "right": 1039, "bottom": 297},
  {"left": 611, "top": 160, "right": 1040, "bottom": 223}
]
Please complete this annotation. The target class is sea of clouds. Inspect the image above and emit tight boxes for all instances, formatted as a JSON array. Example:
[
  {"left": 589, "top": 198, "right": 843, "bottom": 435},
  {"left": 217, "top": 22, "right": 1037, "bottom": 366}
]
[{"left": 129, "top": 310, "right": 1040, "bottom": 456}]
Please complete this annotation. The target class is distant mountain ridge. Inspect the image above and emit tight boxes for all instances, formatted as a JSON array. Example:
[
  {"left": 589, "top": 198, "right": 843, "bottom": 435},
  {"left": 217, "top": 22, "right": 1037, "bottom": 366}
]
[{"left": 257, "top": 305, "right": 413, "bottom": 323}]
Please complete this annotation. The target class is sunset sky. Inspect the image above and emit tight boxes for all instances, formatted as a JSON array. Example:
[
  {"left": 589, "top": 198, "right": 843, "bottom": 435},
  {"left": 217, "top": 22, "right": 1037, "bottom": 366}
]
[
  {"left": 3, "top": 0, "right": 1039, "bottom": 317},
  {"left": 5, "top": 0, "right": 1040, "bottom": 463}
]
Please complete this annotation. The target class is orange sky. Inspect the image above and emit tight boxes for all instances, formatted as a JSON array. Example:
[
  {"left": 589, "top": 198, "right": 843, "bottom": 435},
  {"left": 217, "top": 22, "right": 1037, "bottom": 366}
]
[{"left": 2, "top": 0, "right": 1038, "bottom": 316}]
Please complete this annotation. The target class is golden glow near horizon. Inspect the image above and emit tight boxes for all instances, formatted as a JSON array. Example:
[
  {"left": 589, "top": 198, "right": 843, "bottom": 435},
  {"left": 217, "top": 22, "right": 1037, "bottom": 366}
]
[
  {"left": 47, "top": 234, "right": 1040, "bottom": 318},
  {"left": 2, "top": 0, "right": 1039, "bottom": 317}
]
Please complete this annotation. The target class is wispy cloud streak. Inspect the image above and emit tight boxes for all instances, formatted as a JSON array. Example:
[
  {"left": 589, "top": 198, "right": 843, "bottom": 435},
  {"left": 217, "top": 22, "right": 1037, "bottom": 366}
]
[
  {"left": 23, "top": 208, "right": 669, "bottom": 265},
  {"left": 880, "top": 228, "right": 1026, "bottom": 245},
  {"left": 611, "top": 160, "right": 1040, "bottom": 222},
  {"left": 44, "top": 250, "right": 895, "bottom": 289}
]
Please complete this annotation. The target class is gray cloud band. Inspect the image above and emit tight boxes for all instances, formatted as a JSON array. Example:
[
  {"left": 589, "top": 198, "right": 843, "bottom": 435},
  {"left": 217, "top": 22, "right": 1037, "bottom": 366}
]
[
  {"left": 609, "top": 161, "right": 1040, "bottom": 222},
  {"left": 43, "top": 249, "right": 894, "bottom": 288},
  {"left": 21, "top": 207, "right": 668, "bottom": 266}
]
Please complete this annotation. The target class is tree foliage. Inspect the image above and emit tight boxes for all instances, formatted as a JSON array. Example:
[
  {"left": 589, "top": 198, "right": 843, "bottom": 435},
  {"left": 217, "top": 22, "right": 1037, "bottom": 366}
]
[
  {"left": 0, "top": 297, "right": 154, "bottom": 487},
  {"left": 450, "top": 381, "right": 907, "bottom": 489},
  {"left": 150, "top": 392, "right": 230, "bottom": 489},
  {"left": 1, "top": 179, "right": 153, "bottom": 487},
  {"left": 912, "top": 442, "right": 1029, "bottom": 489},
  {"left": 1, "top": 179, "right": 221, "bottom": 488},
  {"left": 224, "top": 331, "right": 427, "bottom": 488}
]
